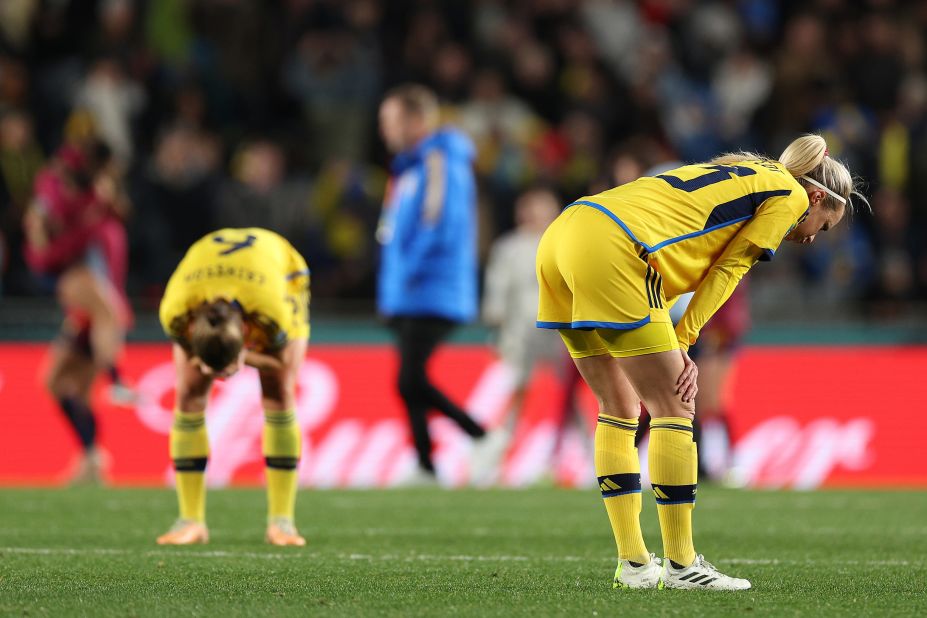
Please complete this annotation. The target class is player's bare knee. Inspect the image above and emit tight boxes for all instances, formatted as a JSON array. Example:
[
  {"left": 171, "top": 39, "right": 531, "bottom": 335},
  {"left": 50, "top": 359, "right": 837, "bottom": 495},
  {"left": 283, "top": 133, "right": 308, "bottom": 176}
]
[
  {"left": 600, "top": 397, "right": 640, "bottom": 420},
  {"left": 176, "top": 379, "right": 211, "bottom": 411},
  {"left": 261, "top": 373, "right": 296, "bottom": 410},
  {"left": 267, "top": 383, "right": 285, "bottom": 403},
  {"left": 57, "top": 268, "right": 93, "bottom": 306},
  {"left": 44, "top": 364, "right": 62, "bottom": 393},
  {"left": 45, "top": 373, "right": 62, "bottom": 397},
  {"left": 643, "top": 394, "right": 695, "bottom": 420},
  {"left": 177, "top": 392, "right": 208, "bottom": 412},
  {"left": 48, "top": 375, "right": 78, "bottom": 399},
  {"left": 678, "top": 398, "right": 696, "bottom": 420},
  {"left": 618, "top": 402, "right": 642, "bottom": 419},
  {"left": 56, "top": 281, "right": 79, "bottom": 308},
  {"left": 262, "top": 396, "right": 290, "bottom": 412},
  {"left": 259, "top": 373, "right": 285, "bottom": 404}
]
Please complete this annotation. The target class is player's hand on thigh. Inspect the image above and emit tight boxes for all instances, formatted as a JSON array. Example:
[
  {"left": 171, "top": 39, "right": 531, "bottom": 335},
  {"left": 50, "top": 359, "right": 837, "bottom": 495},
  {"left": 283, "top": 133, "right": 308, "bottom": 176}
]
[
  {"left": 613, "top": 349, "right": 696, "bottom": 419},
  {"left": 675, "top": 349, "right": 698, "bottom": 403}
]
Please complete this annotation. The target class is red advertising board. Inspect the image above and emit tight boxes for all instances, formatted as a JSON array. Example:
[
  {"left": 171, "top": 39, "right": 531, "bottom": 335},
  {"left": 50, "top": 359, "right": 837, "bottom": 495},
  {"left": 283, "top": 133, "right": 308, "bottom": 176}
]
[
  {"left": 727, "top": 347, "right": 927, "bottom": 487},
  {"left": 0, "top": 343, "right": 925, "bottom": 487}
]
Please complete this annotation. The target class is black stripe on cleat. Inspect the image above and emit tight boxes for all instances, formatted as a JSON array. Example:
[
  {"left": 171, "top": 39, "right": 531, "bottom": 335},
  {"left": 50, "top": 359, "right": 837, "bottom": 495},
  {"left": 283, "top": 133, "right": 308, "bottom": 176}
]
[{"left": 688, "top": 575, "right": 708, "bottom": 584}]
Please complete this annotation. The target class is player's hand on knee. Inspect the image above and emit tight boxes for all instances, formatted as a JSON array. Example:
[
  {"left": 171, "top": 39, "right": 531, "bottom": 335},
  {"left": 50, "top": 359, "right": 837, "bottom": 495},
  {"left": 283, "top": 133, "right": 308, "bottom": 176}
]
[{"left": 675, "top": 348, "right": 698, "bottom": 403}]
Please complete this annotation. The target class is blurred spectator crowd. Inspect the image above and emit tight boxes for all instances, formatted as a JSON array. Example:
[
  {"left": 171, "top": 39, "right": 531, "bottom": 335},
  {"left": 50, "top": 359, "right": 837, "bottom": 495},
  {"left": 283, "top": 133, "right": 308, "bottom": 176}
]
[{"left": 0, "top": 0, "right": 925, "bottom": 319}]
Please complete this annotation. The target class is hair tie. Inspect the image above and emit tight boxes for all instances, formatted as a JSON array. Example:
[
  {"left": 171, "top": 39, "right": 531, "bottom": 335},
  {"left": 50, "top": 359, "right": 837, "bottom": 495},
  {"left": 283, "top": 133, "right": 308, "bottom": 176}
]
[{"left": 824, "top": 148, "right": 829, "bottom": 157}]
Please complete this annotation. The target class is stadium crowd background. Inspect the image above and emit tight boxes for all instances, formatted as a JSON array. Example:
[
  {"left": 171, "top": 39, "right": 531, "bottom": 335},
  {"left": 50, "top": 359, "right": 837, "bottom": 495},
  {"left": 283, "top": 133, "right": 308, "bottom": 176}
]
[{"left": 0, "top": 0, "right": 924, "bottom": 323}]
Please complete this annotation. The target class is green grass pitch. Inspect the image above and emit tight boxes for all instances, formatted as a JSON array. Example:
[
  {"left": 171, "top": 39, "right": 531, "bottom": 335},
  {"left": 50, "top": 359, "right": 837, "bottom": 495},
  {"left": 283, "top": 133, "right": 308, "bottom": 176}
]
[{"left": 0, "top": 487, "right": 925, "bottom": 616}]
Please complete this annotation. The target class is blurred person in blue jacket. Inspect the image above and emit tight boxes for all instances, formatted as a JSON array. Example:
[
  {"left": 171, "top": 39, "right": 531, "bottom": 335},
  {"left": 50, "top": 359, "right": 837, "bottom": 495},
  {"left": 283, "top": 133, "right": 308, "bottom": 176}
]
[{"left": 377, "top": 84, "right": 485, "bottom": 485}]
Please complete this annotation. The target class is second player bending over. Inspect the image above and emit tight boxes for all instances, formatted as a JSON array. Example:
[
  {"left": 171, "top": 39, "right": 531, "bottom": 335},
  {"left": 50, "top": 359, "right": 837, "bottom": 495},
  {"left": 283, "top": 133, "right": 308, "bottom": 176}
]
[{"left": 157, "top": 227, "right": 310, "bottom": 546}]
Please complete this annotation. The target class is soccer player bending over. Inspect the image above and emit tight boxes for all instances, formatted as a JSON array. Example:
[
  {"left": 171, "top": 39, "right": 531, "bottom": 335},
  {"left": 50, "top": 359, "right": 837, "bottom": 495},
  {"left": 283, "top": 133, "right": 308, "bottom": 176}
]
[
  {"left": 536, "top": 135, "right": 867, "bottom": 590},
  {"left": 156, "top": 228, "right": 310, "bottom": 546}
]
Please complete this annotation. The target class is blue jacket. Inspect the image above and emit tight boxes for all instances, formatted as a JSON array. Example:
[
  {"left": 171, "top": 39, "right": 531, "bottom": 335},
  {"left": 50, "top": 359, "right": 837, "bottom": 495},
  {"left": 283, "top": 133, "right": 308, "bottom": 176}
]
[{"left": 377, "top": 128, "right": 478, "bottom": 322}]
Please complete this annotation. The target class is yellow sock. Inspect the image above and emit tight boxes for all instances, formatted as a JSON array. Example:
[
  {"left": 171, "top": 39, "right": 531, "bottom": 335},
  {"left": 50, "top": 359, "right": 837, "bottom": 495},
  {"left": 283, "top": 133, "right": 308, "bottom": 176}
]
[
  {"left": 169, "top": 410, "right": 209, "bottom": 523},
  {"left": 649, "top": 416, "right": 697, "bottom": 567},
  {"left": 263, "top": 409, "right": 301, "bottom": 522},
  {"left": 595, "top": 414, "right": 649, "bottom": 564}
]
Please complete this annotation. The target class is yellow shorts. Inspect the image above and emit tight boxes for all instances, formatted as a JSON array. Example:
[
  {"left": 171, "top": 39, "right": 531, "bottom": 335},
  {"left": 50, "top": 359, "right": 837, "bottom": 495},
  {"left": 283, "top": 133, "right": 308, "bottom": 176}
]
[
  {"left": 285, "top": 246, "right": 311, "bottom": 342},
  {"left": 558, "top": 321, "right": 678, "bottom": 358},
  {"left": 536, "top": 204, "right": 678, "bottom": 358}
]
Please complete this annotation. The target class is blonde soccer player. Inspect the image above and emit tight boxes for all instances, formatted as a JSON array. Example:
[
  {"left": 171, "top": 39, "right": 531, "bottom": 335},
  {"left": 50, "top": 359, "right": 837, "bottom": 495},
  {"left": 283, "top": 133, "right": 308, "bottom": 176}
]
[
  {"left": 156, "top": 228, "right": 310, "bottom": 546},
  {"left": 536, "top": 135, "right": 867, "bottom": 590}
]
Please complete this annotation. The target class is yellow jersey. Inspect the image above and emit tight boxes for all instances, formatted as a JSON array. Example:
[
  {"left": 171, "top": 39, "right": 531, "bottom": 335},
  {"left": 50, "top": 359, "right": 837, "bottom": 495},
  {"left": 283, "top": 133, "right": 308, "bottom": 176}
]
[
  {"left": 159, "top": 228, "right": 310, "bottom": 351},
  {"left": 572, "top": 159, "right": 809, "bottom": 299}
]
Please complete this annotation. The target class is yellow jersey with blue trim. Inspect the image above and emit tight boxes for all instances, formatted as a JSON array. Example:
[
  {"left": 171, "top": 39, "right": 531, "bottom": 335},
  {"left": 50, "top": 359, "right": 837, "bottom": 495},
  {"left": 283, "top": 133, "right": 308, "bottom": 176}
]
[
  {"left": 571, "top": 159, "right": 809, "bottom": 299},
  {"left": 159, "top": 228, "right": 311, "bottom": 351}
]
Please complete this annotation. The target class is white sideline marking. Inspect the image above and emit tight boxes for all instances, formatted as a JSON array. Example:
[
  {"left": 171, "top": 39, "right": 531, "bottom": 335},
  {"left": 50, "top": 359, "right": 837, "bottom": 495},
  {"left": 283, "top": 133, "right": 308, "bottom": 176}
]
[
  {"left": 0, "top": 547, "right": 919, "bottom": 567},
  {"left": 722, "top": 558, "right": 916, "bottom": 567},
  {"left": 0, "top": 547, "right": 590, "bottom": 562},
  {"left": 1, "top": 547, "right": 291, "bottom": 560}
]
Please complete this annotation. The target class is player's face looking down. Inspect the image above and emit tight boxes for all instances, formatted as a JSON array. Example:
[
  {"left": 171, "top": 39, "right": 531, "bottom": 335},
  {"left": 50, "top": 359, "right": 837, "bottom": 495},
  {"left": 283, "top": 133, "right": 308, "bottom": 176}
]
[
  {"left": 785, "top": 188, "right": 846, "bottom": 245},
  {"left": 188, "top": 301, "right": 247, "bottom": 378}
]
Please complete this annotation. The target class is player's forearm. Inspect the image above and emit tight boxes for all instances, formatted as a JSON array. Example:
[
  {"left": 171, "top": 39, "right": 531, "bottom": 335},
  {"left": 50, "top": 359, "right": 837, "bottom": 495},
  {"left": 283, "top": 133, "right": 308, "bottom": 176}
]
[
  {"left": 675, "top": 269, "right": 742, "bottom": 351},
  {"left": 675, "top": 237, "right": 761, "bottom": 350},
  {"left": 245, "top": 350, "right": 284, "bottom": 372}
]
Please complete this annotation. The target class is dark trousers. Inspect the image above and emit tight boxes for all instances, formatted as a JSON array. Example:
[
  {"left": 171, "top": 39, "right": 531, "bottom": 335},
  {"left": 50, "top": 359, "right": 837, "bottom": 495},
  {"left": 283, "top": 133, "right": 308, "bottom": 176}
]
[{"left": 390, "top": 316, "right": 485, "bottom": 472}]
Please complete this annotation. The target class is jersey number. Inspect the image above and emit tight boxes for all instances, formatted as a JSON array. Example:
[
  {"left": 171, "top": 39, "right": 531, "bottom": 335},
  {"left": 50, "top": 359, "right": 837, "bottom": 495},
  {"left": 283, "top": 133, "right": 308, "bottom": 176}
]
[
  {"left": 657, "top": 164, "right": 756, "bottom": 192},
  {"left": 213, "top": 233, "right": 257, "bottom": 255}
]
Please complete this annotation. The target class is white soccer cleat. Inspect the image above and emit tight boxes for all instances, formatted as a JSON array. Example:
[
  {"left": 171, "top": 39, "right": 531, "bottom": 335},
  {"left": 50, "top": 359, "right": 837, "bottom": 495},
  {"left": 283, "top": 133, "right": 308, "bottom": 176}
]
[
  {"left": 613, "top": 554, "right": 662, "bottom": 589},
  {"left": 659, "top": 554, "right": 751, "bottom": 590}
]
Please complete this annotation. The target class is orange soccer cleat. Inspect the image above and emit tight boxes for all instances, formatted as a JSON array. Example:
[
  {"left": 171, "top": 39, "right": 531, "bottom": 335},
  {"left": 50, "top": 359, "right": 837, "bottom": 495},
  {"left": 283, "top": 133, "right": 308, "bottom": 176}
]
[
  {"left": 265, "top": 517, "right": 306, "bottom": 547},
  {"left": 156, "top": 519, "right": 209, "bottom": 545}
]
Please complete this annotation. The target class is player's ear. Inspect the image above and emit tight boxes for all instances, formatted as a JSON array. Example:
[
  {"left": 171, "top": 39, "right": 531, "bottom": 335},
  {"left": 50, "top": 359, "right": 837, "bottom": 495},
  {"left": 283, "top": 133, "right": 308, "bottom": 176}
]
[{"left": 811, "top": 189, "right": 826, "bottom": 207}]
